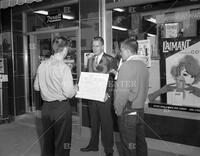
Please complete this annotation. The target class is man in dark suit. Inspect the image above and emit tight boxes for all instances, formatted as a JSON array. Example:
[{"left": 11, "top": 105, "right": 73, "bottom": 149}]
[{"left": 80, "top": 36, "right": 117, "bottom": 156}]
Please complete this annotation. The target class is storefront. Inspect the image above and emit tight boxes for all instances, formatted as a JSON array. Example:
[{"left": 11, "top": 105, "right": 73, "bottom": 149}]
[
  {"left": 0, "top": 0, "right": 105, "bottom": 126},
  {"left": 102, "top": 0, "right": 200, "bottom": 155},
  {"left": 1, "top": 0, "right": 200, "bottom": 154}
]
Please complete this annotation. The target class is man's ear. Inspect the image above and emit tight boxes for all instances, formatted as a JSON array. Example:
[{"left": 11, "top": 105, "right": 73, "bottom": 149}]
[{"left": 127, "top": 49, "right": 132, "bottom": 55}]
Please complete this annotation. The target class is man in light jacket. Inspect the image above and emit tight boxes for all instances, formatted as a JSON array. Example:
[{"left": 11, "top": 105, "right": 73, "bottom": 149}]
[{"left": 114, "top": 38, "right": 149, "bottom": 156}]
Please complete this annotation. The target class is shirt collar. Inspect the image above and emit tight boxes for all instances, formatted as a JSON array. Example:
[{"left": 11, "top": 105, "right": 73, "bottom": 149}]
[
  {"left": 51, "top": 52, "right": 63, "bottom": 61},
  {"left": 95, "top": 52, "right": 104, "bottom": 63},
  {"left": 127, "top": 55, "right": 138, "bottom": 61}
]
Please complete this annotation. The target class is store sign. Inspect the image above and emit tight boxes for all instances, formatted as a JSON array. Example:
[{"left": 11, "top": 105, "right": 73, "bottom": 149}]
[
  {"left": 46, "top": 13, "right": 62, "bottom": 23},
  {"left": 160, "top": 37, "right": 200, "bottom": 58},
  {"left": 162, "top": 39, "right": 191, "bottom": 53}
]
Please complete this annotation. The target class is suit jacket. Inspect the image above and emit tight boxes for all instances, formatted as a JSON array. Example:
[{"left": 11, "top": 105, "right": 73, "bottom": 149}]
[{"left": 87, "top": 53, "right": 117, "bottom": 97}]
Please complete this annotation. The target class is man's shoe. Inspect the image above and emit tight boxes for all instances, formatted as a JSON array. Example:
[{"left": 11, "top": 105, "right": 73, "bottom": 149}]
[
  {"left": 106, "top": 153, "right": 113, "bottom": 156},
  {"left": 80, "top": 146, "right": 98, "bottom": 152}
]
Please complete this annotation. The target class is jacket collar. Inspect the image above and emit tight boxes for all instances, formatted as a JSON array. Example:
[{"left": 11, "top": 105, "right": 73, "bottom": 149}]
[{"left": 126, "top": 55, "right": 147, "bottom": 66}]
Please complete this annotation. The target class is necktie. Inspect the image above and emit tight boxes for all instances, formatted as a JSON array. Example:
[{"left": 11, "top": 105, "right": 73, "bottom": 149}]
[{"left": 95, "top": 55, "right": 98, "bottom": 65}]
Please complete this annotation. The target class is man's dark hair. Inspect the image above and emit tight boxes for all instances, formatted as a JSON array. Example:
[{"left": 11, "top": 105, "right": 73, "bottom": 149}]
[
  {"left": 93, "top": 36, "right": 104, "bottom": 45},
  {"left": 121, "top": 38, "right": 138, "bottom": 54},
  {"left": 52, "top": 36, "right": 72, "bottom": 54}
]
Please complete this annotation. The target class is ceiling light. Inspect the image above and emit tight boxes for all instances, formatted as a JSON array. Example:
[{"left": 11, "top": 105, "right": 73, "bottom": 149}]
[
  {"left": 113, "top": 8, "right": 125, "bottom": 12},
  {"left": 112, "top": 26, "right": 127, "bottom": 31},
  {"left": 146, "top": 17, "right": 156, "bottom": 24},
  {"left": 34, "top": 10, "right": 48, "bottom": 15},
  {"left": 62, "top": 14, "right": 74, "bottom": 20},
  {"left": 147, "top": 33, "right": 156, "bottom": 37}
]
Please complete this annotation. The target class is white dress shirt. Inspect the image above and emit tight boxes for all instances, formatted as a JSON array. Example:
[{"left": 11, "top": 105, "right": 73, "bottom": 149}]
[
  {"left": 95, "top": 52, "right": 104, "bottom": 65},
  {"left": 115, "top": 58, "right": 123, "bottom": 80},
  {"left": 34, "top": 54, "right": 76, "bottom": 102}
]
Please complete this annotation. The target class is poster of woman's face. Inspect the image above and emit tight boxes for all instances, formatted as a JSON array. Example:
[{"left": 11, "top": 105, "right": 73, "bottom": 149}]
[
  {"left": 166, "top": 42, "right": 200, "bottom": 107},
  {"left": 170, "top": 55, "right": 200, "bottom": 85}
]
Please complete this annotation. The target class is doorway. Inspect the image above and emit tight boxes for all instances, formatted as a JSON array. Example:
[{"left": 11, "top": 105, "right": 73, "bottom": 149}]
[{"left": 27, "top": 27, "right": 81, "bottom": 116}]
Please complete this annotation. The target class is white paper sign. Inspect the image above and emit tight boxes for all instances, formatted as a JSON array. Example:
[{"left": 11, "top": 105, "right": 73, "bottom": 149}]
[
  {"left": 76, "top": 72, "right": 109, "bottom": 102},
  {"left": 165, "top": 23, "right": 179, "bottom": 38},
  {"left": 138, "top": 39, "right": 151, "bottom": 67}
]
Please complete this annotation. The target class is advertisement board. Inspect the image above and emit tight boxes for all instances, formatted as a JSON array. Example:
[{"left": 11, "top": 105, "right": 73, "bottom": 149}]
[{"left": 149, "top": 37, "right": 200, "bottom": 114}]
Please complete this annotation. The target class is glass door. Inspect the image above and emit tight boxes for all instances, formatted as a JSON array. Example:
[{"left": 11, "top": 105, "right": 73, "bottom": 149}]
[
  {"left": 28, "top": 29, "right": 80, "bottom": 117},
  {"left": 29, "top": 32, "right": 52, "bottom": 111}
]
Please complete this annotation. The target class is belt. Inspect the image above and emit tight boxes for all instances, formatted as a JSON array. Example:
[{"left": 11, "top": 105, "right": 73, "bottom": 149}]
[{"left": 44, "top": 99, "right": 68, "bottom": 103}]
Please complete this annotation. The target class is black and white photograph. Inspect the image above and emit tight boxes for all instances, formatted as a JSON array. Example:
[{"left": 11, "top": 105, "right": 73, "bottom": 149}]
[{"left": 1, "top": 0, "right": 200, "bottom": 156}]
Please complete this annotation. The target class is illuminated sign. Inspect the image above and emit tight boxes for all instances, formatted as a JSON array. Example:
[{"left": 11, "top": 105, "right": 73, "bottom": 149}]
[{"left": 46, "top": 13, "right": 62, "bottom": 23}]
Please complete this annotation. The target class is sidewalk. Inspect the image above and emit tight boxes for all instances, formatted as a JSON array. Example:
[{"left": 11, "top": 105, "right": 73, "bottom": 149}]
[{"left": 0, "top": 113, "right": 184, "bottom": 156}]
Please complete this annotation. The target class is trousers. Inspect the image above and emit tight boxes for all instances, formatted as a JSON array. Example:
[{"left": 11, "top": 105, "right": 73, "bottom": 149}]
[
  {"left": 41, "top": 100, "right": 72, "bottom": 156},
  {"left": 88, "top": 98, "right": 114, "bottom": 154},
  {"left": 118, "top": 108, "right": 147, "bottom": 156}
]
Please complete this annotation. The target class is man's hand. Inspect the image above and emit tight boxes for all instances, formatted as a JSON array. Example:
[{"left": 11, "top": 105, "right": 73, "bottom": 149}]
[
  {"left": 74, "top": 84, "right": 79, "bottom": 95},
  {"left": 109, "top": 69, "right": 117, "bottom": 76},
  {"left": 115, "top": 110, "right": 119, "bottom": 116},
  {"left": 104, "top": 93, "right": 110, "bottom": 102}
]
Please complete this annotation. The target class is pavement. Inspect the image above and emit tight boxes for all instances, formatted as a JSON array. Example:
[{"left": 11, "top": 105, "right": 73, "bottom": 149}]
[{"left": 0, "top": 113, "right": 185, "bottom": 156}]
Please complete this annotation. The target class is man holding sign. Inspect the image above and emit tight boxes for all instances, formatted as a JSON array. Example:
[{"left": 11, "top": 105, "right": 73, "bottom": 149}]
[{"left": 80, "top": 37, "right": 117, "bottom": 156}]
